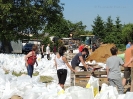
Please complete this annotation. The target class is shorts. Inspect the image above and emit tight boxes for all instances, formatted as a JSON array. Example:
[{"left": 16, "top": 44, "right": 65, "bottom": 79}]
[
  {"left": 57, "top": 69, "right": 67, "bottom": 84},
  {"left": 124, "top": 67, "right": 131, "bottom": 79}
]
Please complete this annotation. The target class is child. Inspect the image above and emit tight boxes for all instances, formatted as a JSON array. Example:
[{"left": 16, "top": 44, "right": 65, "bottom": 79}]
[{"left": 106, "top": 47, "right": 124, "bottom": 94}]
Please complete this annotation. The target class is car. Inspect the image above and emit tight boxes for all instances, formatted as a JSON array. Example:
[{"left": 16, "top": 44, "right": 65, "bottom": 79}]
[{"left": 22, "top": 43, "right": 34, "bottom": 54}]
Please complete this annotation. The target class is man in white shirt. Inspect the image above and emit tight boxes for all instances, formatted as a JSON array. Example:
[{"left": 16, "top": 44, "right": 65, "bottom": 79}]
[{"left": 46, "top": 44, "right": 50, "bottom": 60}]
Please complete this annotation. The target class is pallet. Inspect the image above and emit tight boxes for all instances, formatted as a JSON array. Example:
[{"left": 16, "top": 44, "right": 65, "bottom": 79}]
[{"left": 73, "top": 71, "right": 108, "bottom": 87}]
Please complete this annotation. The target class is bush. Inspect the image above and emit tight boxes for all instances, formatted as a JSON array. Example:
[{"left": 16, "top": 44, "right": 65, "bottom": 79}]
[{"left": 116, "top": 44, "right": 126, "bottom": 51}]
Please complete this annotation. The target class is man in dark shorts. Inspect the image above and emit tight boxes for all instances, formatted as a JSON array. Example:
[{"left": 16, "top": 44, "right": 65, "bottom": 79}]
[
  {"left": 123, "top": 44, "right": 133, "bottom": 90},
  {"left": 123, "top": 67, "right": 131, "bottom": 85}
]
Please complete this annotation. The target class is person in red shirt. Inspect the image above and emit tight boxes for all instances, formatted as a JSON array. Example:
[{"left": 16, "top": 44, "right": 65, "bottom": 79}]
[
  {"left": 79, "top": 43, "right": 85, "bottom": 52},
  {"left": 25, "top": 44, "right": 38, "bottom": 78}
]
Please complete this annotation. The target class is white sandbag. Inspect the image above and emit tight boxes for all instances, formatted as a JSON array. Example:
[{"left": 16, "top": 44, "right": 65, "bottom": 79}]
[
  {"left": 107, "top": 86, "right": 118, "bottom": 99},
  {"left": 100, "top": 83, "right": 108, "bottom": 92},
  {"left": 1, "top": 81, "right": 11, "bottom": 99},
  {"left": 40, "top": 93, "right": 72, "bottom": 99},
  {"left": 86, "top": 76, "right": 99, "bottom": 96},
  {"left": 72, "top": 88, "right": 93, "bottom": 99},
  {"left": 32, "top": 76, "right": 40, "bottom": 83},
  {"left": 23, "top": 92, "right": 39, "bottom": 99},
  {"left": 4, "top": 89, "right": 24, "bottom": 99},
  {"left": 117, "top": 94, "right": 125, "bottom": 99},
  {"left": 65, "top": 66, "right": 71, "bottom": 86},
  {"left": 95, "top": 84, "right": 118, "bottom": 99},
  {"left": 65, "top": 86, "right": 83, "bottom": 93},
  {"left": 95, "top": 92, "right": 109, "bottom": 99},
  {"left": 16, "top": 76, "right": 33, "bottom": 91},
  {"left": 0, "top": 68, "right": 5, "bottom": 74},
  {"left": 57, "top": 94, "right": 72, "bottom": 99},
  {"left": 97, "top": 63, "right": 106, "bottom": 68},
  {"left": 0, "top": 72, "right": 6, "bottom": 84},
  {"left": 47, "top": 83, "right": 59, "bottom": 94},
  {"left": 124, "top": 92, "right": 133, "bottom": 99},
  {"left": 41, "top": 94, "right": 58, "bottom": 99},
  {"left": 65, "top": 86, "right": 94, "bottom": 99}
]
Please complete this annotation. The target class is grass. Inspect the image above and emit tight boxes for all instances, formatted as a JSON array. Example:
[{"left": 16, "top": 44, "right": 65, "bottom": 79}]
[
  {"left": 4, "top": 71, "right": 53, "bottom": 83},
  {"left": 40, "top": 76, "right": 53, "bottom": 83},
  {"left": 5, "top": 71, "right": 39, "bottom": 77}
]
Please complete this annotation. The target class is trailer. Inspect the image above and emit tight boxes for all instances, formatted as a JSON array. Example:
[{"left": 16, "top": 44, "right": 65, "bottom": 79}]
[{"left": 10, "top": 40, "right": 22, "bottom": 53}]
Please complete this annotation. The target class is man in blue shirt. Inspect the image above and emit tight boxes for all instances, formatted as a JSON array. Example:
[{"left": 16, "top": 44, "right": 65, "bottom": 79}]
[{"left": 126, "top": 42, "right": 131, "bottom": 49}]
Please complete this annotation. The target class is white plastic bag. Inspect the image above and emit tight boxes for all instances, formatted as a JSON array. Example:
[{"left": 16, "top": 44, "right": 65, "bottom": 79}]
[
  {"left": 95, "top": 83, "right": 118, "bottom": 99},
  {"left": 124, "top": 92, "right": 133, "bottom": 99},
  {"left": 117, "top": 94, "right": 125, "bottom": 99},
  {"left": 86, "top": 76, "right": 99, "bottom": 96},
  {"left": 65, "top": 86, "right": 94, "bottom": 99}
]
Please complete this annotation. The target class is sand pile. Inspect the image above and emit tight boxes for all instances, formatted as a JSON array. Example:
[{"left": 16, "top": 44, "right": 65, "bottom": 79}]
[{"left": 87, "top": 44, "right": 120, "bottom": 63}]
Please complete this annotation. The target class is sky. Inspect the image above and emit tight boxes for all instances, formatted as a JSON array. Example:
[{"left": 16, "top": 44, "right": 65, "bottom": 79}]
[{"left": 60, "top": 0, "right": 133, "bottom": 31}]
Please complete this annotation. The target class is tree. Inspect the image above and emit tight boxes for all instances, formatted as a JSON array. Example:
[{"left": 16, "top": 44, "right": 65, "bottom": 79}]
[
  {"left": 122, "top": 23, "right": 133, "bottom": 44},
  {"left": 114, "top": 17, "right": 123, "bottom": 44},
  {"left": 44, "top": 18, "right": 70, "bottom": 38},
  {"left": 105, "top": 16, "right": 114, "bottom": 33},
  {"left": 104, "top": 16, "right": 114, "bottom": 43},
  {"left": 44, "top": 18, "right": 87, "bottom": 38},
  {"left": 0, "top": 0, "right": 63, "bottom": 52},
  {"left": 103, "top": 17, "right": 123, "bottom": 44},
  {"left": 91, "top": 15, "right": 105, "bottom": 40},
  {"left": 70, "top": 21, "right": 87, "bottom": 38}
]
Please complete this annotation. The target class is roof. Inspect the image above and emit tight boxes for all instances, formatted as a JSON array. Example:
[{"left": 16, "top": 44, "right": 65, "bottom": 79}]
[{"left": 80, "top": 35, "right": 95, "bottom": 37}]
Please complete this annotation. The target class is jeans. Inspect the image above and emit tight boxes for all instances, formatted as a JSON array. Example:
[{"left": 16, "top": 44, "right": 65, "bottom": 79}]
[
  {"left": 108, "top": 78, "right": 124, "bottom": 94},
  {"left": 47, "top": 54, "right": 50, "bottom": 60},
  {"left": 27, "top": 64, "right": 34, "bottom": 78}
]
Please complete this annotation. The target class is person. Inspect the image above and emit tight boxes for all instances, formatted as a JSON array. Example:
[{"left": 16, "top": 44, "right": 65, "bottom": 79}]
[
  {"left": 106, "top": 47, "right": 124, "bottom": 94},
  {"left": 54, "top": 46, "right": 76, "bottom": 89},
  {"left": 53, "top": 45, "right": 57, "bottom": 55},
  {"left": 92, "top": 43, "right": 98, "bottom": 52},
  {"left": 71, "top": 48, "right": 93, "bottom": 71},
  {"left": 46, "top": 44, "right": 50, "bottom": 60},
  {"left": 78, "top": 43, "right": 85, "bottom": 52},
  {"left": 25, "top": 44, "right": 38, "bottom": 78},
  {"left": 123, "top": 44, "right": 133, "bottom": 91},
  {"left": 68, "top": 44, "right": 73, "bottom": 53},
  {"left": 126, "top": 41, "right": 131, "bottom": 49},
  {"left": 122, "top": 42, "right": 132, "bottom": 87},
  {"left": 40, "top": 44, "right": 44, "bottom": 58}
]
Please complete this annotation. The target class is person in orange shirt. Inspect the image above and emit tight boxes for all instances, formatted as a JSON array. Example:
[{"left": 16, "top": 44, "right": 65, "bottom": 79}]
[{"left": 122, "top": 44, "right": 133, "bottom": 92}]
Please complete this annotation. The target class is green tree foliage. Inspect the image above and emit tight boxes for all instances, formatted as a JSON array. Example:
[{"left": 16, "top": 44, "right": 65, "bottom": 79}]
[
  {"left": 0, "top": 0, "right": 63, "bottom": 41},
  {"left": 71, "top": 21, "right": 87, "bottom": 38},
  {"left": 91, "top": 15, "right": 105, "bottom": 40},
  {"left": 105, "top": 16, "right": 114, "bottom": 33},
  {"left": 113, "top": 17, "right": 123, "bottom": 44},
  {"left": 92, "top": 16, "right": 129, "bottom": 47},
  {"left": 122, "top": 23, "right": 133, "bottom": 44},
  {"left": 44, "top": 18, "right": 70, "bottom": 38},
  {"left": 44, "top": 18, "right": 87, "bottom": 38},
  {"left": 104, "top": 16, "right": 114, "bottom": 43}
]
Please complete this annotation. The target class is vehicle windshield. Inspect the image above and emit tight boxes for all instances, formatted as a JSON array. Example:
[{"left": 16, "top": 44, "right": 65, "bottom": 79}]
[{"left": 24, "top": 44, "right": 34, "bottom": 47}]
